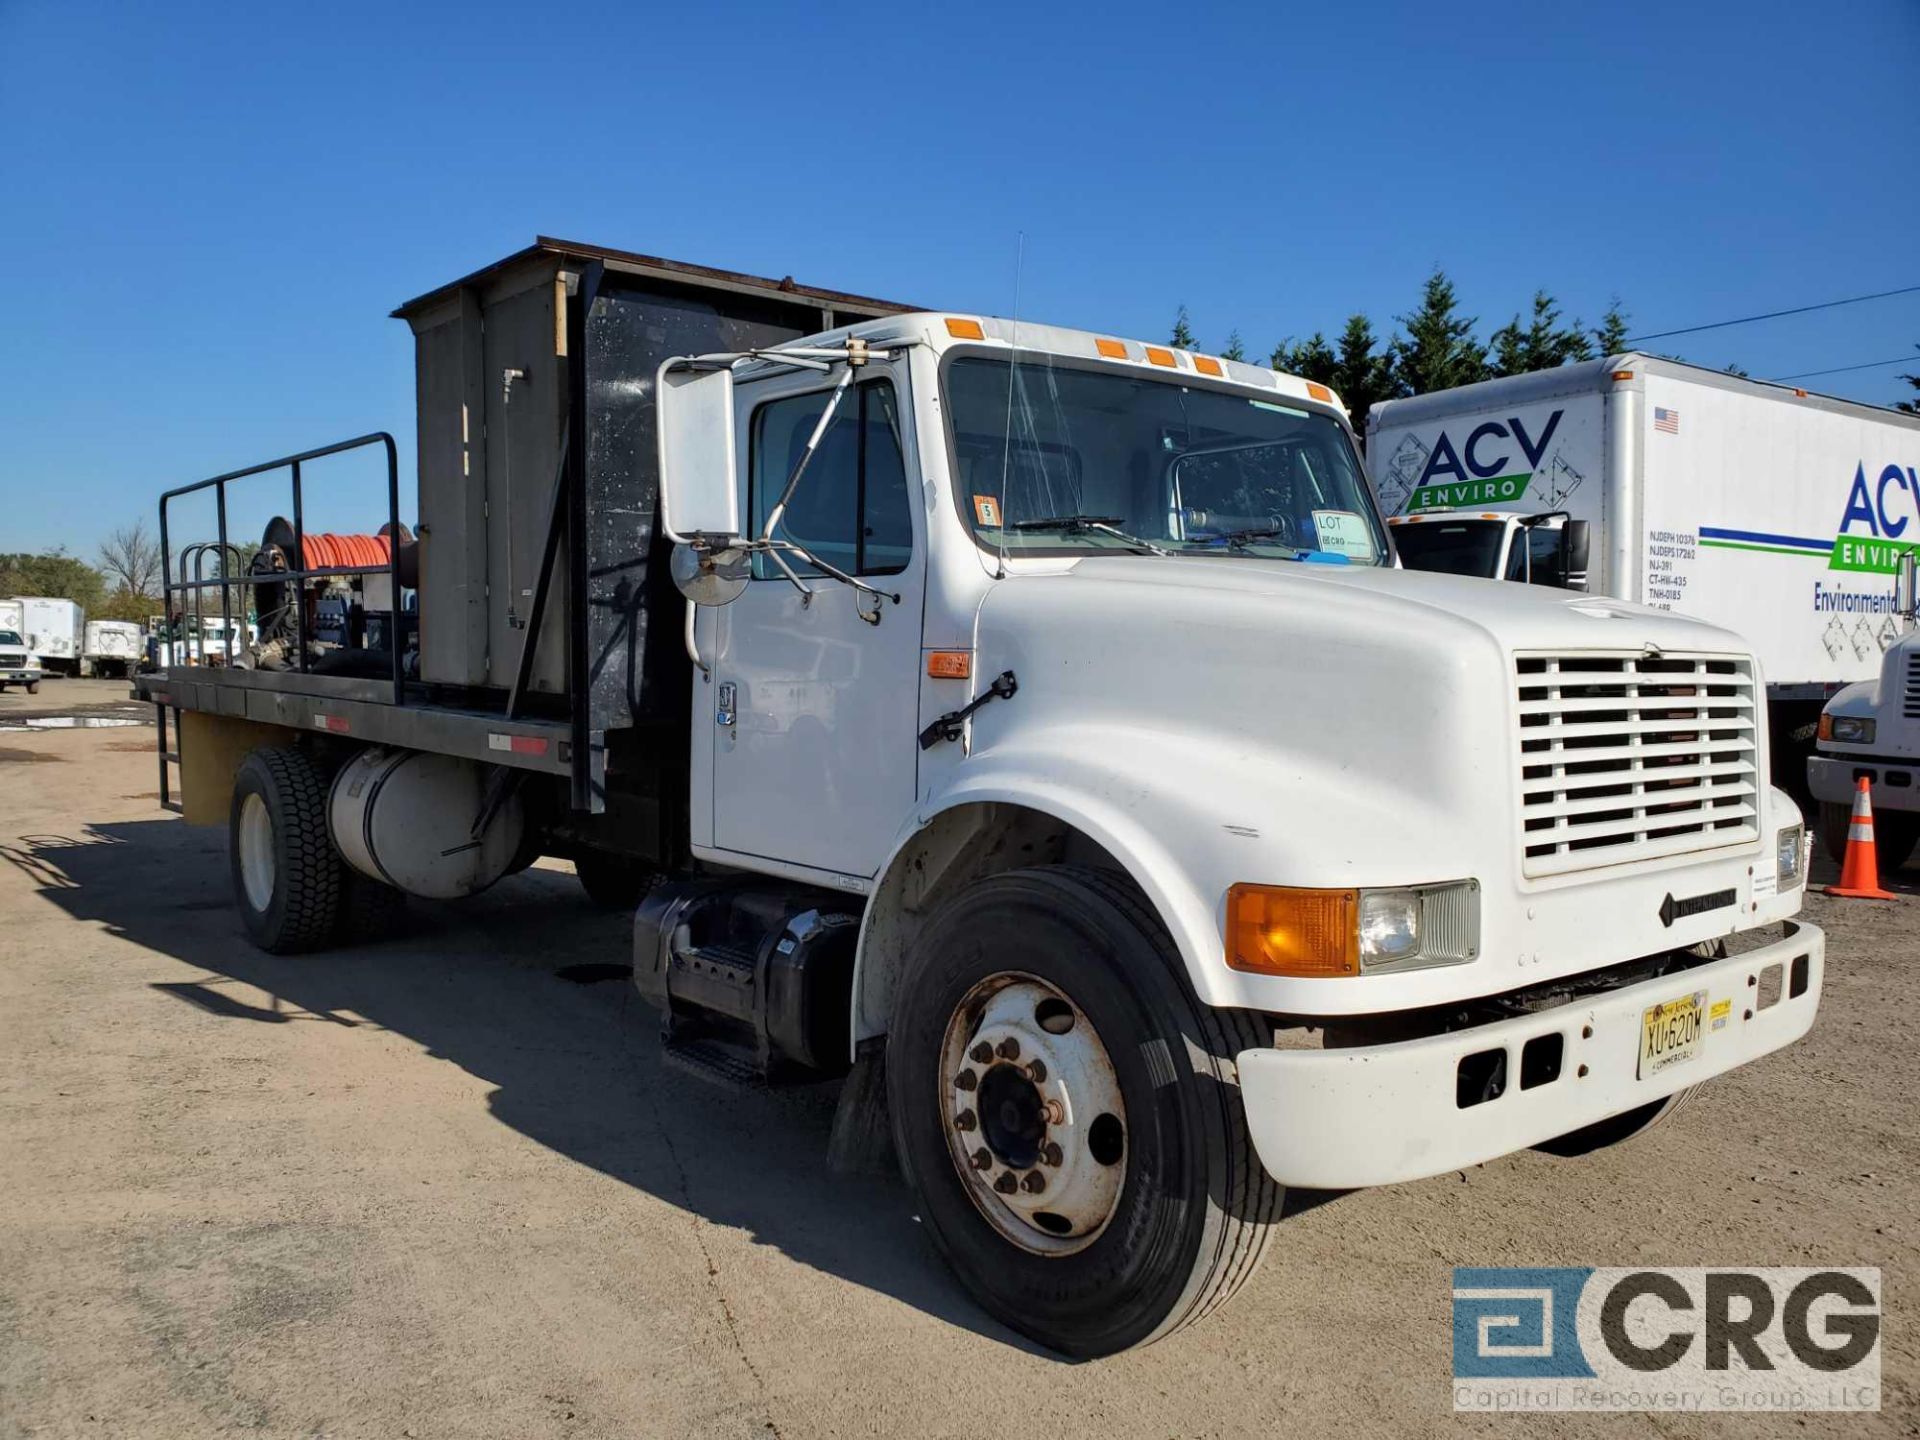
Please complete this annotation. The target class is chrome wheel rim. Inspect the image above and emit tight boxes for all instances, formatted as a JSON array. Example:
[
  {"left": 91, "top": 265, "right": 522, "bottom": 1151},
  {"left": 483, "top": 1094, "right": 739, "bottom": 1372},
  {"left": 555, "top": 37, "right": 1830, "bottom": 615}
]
[
  {"left": 238, "top": 792, "right": 276, "bottom": 913},
  {"left": 938, "top": 972, "right": 1128, "bottom": 1256}
]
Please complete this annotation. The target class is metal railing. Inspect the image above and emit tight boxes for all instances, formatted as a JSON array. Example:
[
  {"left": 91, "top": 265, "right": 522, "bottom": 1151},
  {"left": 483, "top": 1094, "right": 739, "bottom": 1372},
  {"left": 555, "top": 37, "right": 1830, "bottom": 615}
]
[{"left": 157, "top": 432, "right": 403, "bottom": 705}]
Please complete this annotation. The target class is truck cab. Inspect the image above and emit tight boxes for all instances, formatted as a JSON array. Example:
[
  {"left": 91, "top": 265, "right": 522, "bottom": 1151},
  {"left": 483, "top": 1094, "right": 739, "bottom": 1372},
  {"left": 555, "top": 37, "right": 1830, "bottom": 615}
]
[
  {"left": 1388, "top": 509, "right": 1590, "bottom": 589},
  {"left": 1809, "top": 552, "right": 1920, "bottom": 867}
]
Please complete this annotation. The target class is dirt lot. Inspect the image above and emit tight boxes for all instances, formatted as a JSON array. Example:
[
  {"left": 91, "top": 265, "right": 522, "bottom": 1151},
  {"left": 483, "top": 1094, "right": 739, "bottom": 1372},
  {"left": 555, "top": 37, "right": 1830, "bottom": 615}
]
[{"left": 1, "top": 706, "right": 1914, "bottom": 1439}]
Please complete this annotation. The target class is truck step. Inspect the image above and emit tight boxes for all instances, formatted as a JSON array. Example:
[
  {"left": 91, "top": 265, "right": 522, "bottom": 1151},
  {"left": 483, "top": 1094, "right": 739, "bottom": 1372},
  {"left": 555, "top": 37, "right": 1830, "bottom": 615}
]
[{"left": 660, "top": 1034, "right": 767, "bottom": 1091}]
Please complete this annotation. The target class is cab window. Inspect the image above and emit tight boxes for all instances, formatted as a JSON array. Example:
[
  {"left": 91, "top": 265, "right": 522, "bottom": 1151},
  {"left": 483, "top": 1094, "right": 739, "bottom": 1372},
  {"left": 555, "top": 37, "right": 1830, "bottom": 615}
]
[{"left": 750, "top": 380, "right": 911, "bottom": 579}]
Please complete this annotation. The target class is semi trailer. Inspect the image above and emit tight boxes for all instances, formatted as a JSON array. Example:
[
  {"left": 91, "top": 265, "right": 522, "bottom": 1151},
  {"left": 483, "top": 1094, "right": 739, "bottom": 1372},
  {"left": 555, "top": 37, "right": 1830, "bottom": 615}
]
[
  {"left": 1369, "top": 356, "right": 1920, "bottom": 789},
  {"left": 136, "top": 238, "right": 1823, "bottom": 1357}
]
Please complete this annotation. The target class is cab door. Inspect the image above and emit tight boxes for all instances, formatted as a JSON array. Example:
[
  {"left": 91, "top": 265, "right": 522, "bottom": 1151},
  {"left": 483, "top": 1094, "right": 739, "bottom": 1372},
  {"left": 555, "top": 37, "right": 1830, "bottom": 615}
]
[{"left": 706, "top": 364, "right": 925, "bottom": 879}]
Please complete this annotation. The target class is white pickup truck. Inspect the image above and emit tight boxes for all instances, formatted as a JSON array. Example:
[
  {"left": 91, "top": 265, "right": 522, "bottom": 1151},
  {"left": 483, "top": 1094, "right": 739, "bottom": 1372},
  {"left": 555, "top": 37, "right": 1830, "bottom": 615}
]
[
  {"left": 141, "top": 244, "right": 1824, "bottom": 1357},
  {"left": 0, "top": 626, "right": 43, "bottom": 693}
]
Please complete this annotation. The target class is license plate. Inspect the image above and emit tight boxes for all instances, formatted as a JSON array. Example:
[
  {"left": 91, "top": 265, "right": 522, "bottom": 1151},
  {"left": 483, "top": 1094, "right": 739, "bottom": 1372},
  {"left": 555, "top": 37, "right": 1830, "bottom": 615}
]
[{"left": 1638, "top": 990, "right": 1707, "bottom": 1079}]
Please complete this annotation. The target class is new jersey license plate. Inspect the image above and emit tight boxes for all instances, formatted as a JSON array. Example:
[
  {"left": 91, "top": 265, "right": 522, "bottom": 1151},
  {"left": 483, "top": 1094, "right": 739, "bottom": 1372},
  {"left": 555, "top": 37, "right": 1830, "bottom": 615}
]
[{"left": 1638, "top": 990, "right": 1707, "bottom": 1078}]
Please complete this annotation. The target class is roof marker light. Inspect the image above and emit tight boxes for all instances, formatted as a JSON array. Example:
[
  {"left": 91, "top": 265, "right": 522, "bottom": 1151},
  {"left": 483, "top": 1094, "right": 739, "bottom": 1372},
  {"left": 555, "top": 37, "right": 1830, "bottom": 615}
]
[
  {"left": 1193, "top": 355, "right": 1223, "bottom": 377},
  {"left": 1305, "top": 381, "right": 1333, "bottom": 403},
  {"left": 1095, "top": 338, "right": 1128, "bottom": 359},
  {"left": 1145, "top": 346, "right": 1177, "bottom": 368},
  {"left": 945, "top": 317, "right": 986, "bottom": 340},
  {"left": 1612, "top": 370, "right": 1635, "bottom": 381}
]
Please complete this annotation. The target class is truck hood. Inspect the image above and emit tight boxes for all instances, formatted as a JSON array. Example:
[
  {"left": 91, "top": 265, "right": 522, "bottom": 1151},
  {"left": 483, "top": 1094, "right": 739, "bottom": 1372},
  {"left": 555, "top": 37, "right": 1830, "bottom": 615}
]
[{"left": 1015, "top": 554, "right": 1747, "bottom": 656}]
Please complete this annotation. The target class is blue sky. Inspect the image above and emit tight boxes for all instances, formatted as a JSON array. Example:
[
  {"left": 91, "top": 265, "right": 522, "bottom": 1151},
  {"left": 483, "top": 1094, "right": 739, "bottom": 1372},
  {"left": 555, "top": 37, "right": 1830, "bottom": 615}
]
[{"left": 2, "top": 0, "right": 1916, "bottom": 556}]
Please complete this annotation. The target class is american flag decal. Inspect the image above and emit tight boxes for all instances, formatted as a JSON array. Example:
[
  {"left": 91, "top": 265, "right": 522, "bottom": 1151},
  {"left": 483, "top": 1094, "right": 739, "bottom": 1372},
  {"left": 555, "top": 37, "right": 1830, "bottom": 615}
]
[{"left": 1653, "top": 406, "right": 1680, "bottom": 434}]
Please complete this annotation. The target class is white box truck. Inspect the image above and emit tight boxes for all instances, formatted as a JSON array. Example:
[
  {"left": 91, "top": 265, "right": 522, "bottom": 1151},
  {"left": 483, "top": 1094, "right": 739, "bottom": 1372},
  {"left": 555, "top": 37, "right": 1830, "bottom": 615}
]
[
  {"left": 17, "top": 596, "right": 85, "bottom": 676},
  {"left": 1809, "top": 552, "right": 1919, "bottom": 865},
  {"left": 1369, "top": 357, "right": 1920, "bottom": 786},
  {"left": 134, "top": 241, "right": 1824, "bottom": 1357},
  {"left": 81, "top": 619, "right": 144, "bottom": 678}
]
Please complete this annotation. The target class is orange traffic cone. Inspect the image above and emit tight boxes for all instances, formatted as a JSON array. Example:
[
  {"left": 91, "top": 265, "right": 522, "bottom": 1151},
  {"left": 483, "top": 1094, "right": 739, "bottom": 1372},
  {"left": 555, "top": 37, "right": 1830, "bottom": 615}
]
[{"left": 1826, "top": 776, "right": 1897, "bottom": 900}]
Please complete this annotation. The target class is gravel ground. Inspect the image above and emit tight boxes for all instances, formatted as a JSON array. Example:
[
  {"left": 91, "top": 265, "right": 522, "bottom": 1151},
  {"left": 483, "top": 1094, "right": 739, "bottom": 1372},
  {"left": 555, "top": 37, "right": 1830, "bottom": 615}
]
[{"left": 0, "top": 711, "right": 1914, "bottom": 1439}]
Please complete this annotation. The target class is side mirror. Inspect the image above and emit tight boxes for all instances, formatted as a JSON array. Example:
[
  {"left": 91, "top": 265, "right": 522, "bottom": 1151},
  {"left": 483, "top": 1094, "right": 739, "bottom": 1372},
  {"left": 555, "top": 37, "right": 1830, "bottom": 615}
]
[
  {"left": 670, "top": 542, "right": 750, "bottom": 608},
  {"left": 1896, "top": 548, "right": 1917, "bottom": 624},
  {"left": 657, "top": 364, "right": 740, "bottom": 540},
  {"left": 1560, "top": 519, "right": 1592, "bottom": 592}
]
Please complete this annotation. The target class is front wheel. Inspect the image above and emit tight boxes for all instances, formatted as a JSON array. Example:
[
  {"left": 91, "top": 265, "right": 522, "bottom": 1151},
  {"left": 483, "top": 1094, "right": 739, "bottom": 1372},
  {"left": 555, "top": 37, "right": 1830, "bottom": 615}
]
[
  {"left": 888, "top": 866, "right": 1280, "bottom": 1357},
  {"left": 25, "top": 681, "right": 38, "bottom": 695}
]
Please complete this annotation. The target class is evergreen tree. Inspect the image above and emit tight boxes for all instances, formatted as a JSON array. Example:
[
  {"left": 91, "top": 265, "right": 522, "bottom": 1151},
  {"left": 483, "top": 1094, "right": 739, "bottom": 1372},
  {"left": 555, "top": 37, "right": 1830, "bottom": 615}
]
[
  {"left": 1490, "top": 291, "right": 1593, "bottom": 377},
  {"left": 1393, "top": 269, "right": 1488, "bottom": 395},
  {"left": 1331, "top": 314, "right": 1402, "bottom": 422},
  {"left": 1221, "top": 329, "right": 1247, "bottom": 362},
  {"left": 1591, "top": 299, "right": 1631, "bottom": 357},
  {"left": 1271, "top": 333, "right": 1337, "bottom": 386},
  {"left": 1170, "top": 305, "right": 1198, "bottom": 350},
  {"left": 1895, "top": 346, "right": 1919, "bottom": 415}
]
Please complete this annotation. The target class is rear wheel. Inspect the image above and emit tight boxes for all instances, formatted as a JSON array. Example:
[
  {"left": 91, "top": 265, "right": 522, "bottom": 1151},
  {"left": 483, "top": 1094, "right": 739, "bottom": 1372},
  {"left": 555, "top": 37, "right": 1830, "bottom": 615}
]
[
  {"left": 230, "top": 746, "right": 343, "bottom": 954},
  {"left": 888, "top": 865, "right": 1280, "bottom": 1357},
  {"left": 1877, "top": 813, "right": 1919, "bottom": 871}
]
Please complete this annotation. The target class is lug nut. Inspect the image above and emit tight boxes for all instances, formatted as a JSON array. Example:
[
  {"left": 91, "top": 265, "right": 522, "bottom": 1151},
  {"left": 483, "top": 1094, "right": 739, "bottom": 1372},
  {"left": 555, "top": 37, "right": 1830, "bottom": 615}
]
[
  {"left": 996, "top": 1037, "right": 1021, "bottom": 1060},
  {"left": 1021, "top": 1170, "right": 1046, "bottom": 1194},
  {"left": 955, "top": 1109, "right": 977, "bottom": 1132},
  {"left": 994, "top": 1171, "right": 1019, "bottom": 1194},
  {"left": 971, "top": 1043, "right": 994, "bottom": 1065},
  {"left": 1042, "top": 1141, "right": 1063, "bottom": 1167},
  {"left": 970, "top": 1147, "right": 992, "bottom": 1170},
  {"left": 1043, "top": 1099, "right": 1066, "bottom": 1125},
  {"left": 1026, "top": 1059, "right": 1047, "bottom": 1083},
  {"left": 954, "top": 1069, "right": 977, "bottom": 1092}
]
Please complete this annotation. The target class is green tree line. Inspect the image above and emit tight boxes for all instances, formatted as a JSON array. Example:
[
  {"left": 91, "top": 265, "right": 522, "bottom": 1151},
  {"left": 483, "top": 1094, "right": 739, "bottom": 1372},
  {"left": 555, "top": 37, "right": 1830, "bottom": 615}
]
[{"left": 1170, "top": 268, "right": 1633, "bottom": 424}]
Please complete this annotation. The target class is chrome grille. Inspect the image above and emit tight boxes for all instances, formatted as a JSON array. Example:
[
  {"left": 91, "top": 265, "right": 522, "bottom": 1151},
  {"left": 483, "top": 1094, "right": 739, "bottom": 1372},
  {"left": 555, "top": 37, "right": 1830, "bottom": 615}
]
[
  {"left": 1905, "top": 651, "right": 1920, "bottom": 720},
  {"left": 1516, "top": 652, "right": 1760, "bottom": 878}
]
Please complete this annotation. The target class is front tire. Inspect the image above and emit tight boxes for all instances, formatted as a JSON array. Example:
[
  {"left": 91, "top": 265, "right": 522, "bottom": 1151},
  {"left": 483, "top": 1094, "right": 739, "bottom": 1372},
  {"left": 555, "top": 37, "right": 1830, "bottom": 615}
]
[
  {"left": 230, "top": 746, "right": 343, "bottom": 953},
  {"left": 887, "top": 865, "right": 1280, "bottom": 1357}
]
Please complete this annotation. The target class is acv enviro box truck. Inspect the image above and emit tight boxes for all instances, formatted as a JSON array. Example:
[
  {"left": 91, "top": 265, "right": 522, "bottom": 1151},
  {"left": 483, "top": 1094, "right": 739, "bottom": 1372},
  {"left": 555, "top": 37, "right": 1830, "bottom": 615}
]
[
  {"left": 1369, "top": 356, "right": 1920, "bottom": 787},
  {"left": 134, "top": 240, "right": 1822, "bottom": 1357}
]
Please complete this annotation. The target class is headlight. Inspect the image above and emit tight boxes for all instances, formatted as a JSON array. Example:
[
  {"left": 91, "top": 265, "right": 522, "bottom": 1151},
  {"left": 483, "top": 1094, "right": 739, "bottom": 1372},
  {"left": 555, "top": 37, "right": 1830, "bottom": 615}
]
[
  {"left": 1821, "top": 713, "right": 1875, "bottom": 744},
  {"left": 1227, "top": 879, "right": 1479, "bottom": 978},
  {"left": 1776, "top": 824, "right": 1805, "bottom": 890}
]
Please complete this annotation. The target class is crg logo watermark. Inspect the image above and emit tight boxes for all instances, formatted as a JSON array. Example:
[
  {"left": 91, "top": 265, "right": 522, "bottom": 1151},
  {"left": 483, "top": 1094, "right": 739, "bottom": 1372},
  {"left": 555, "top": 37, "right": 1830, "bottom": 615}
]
[{"left": 1452, "top": 1267, "right": 1879, "bottom": 1412}]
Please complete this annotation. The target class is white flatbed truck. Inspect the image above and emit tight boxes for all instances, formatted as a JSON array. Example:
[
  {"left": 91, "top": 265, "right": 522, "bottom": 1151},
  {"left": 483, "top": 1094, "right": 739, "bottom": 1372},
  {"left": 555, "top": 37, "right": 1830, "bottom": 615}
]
[{"left": 136, "top": 240, "right": 1823, "bottom": 1356}]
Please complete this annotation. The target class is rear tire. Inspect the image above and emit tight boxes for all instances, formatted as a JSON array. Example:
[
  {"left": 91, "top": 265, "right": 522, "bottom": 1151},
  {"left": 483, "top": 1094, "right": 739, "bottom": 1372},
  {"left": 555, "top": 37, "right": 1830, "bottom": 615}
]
[
  {"left": 1876, "top": 813, "right": 1919, "bottom": 871},
  {"left": 230, "top": 746, "right": 343, "bottom": 954},
  {"left": 334, "top": 870, "right": 407, "bottom": 944},
  {"left": 887, "top": 865, "right": 1280, "bottom": 1357}
]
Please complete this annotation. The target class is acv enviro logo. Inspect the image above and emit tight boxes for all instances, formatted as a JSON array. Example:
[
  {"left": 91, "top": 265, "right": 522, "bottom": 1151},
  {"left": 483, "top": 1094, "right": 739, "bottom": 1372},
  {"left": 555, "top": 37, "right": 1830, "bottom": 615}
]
[{"left": 1451, "top": 1266, "right": 1880, "bottom": 1412}]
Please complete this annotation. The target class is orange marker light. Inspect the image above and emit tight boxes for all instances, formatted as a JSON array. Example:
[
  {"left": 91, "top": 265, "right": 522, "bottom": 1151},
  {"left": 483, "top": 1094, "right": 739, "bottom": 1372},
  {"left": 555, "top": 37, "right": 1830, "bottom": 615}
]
[
  {"left": 1226, "top": 884, "right": 1359, "bottom": 978},
  {"left": 926, "top": 650, "right": 973, "bottom": 680},
  {"left": 1305, "top": 381, "right": 1333, "bottom": 403},
  {"left": 1145, "top": 346, "right": 1177, "bottom": 368},
  {"left": 1193, "top": 355, "right": 1223, "bottom": 377},
  {"left": 1095, "top": 338, "right": 1128, "bottom": 359},
  {"left": 945, "top": 317, "right": 986, "bottom": 340},
  {"left": 1611, "top": 370, "right": 1635, "bottom": 381}
]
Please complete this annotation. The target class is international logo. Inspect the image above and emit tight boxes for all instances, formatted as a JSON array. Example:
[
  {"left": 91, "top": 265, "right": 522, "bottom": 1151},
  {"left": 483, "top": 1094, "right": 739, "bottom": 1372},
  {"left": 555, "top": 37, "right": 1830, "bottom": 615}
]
[{"left": 1451, "top": 1267, "right": 1880, "bottom": 1412}]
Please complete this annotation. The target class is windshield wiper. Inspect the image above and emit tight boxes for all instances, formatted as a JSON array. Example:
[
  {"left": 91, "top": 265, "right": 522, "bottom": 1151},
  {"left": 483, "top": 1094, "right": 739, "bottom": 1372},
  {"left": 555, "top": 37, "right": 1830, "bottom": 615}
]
[
  {"left": 1008, "top": 514, "right": 1169, "bottom": 555},
  {"left": 1180, "top": 526, "right": 1304, "bottom": 556}
]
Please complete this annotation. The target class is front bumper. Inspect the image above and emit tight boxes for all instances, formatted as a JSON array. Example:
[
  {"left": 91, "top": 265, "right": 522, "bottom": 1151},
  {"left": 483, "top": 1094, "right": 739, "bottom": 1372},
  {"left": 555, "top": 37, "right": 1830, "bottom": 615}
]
[
  {"left": 2, "top": 669, "right": 40, "bottom": 683},
  {"left": 1808, "top": 753, "right": 1920, "bottom": 813},
  {"left": 1237, "top": 921, "right": 1823, "bottom": 1189}
]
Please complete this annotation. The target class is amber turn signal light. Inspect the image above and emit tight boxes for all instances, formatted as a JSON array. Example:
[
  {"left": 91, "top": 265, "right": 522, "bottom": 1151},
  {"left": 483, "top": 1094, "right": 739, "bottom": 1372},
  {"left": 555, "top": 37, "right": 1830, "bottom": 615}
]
[
  {"left": 926, "top": 650, "right": 972, "bottom": 679},
  {"left": 1226, "top": 884, "right": 1359, "bottom": 977},
  {"left": 945, "top": 317, "right": 986, "bottom": 340}
]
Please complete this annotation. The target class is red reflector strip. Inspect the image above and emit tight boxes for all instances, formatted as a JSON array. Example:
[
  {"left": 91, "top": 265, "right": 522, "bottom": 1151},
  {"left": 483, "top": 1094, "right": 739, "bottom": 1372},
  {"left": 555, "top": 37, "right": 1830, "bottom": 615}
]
[
  {"left": 312, "top": 714, "right": 349, "bottom": 733},
  {"left": 488, "top": 733, "right": 549, "bottom": 756}
]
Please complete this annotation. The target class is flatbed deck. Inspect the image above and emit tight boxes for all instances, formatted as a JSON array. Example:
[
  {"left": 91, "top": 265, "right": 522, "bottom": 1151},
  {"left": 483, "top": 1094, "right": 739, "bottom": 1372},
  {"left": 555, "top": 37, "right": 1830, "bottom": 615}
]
[{"left": 133, "top": 666, "right": 574, "bottom": 780}]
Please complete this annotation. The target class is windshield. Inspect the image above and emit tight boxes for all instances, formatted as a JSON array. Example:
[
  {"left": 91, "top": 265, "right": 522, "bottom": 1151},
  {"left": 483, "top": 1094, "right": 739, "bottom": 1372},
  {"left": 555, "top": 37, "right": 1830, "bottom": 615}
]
[
  {"left": 0, "top": 630, "right": 21, "bottom": 647},
  {"left": 1390, "top": 518, "right": 1509, "bottom": 577},
  {"left": 944, "top": 355, "right": 1388, "bottom": 563}
]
